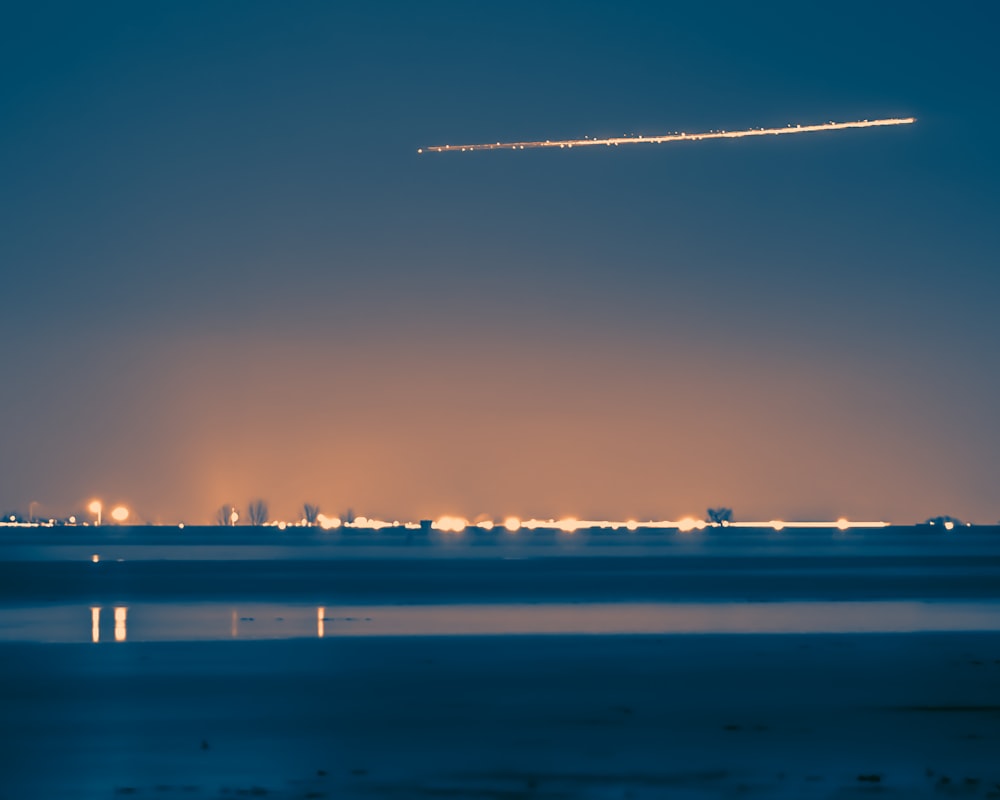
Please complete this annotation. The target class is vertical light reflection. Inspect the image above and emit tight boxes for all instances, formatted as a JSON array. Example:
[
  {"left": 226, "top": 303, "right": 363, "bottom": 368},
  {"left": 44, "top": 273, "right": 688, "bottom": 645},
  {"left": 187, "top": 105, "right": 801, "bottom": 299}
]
[
  {"left": 317, "top": 607, "right": 325, "bottom": 639},
  {"left": 114, "top": 606, "right": 127, "bottom": 642},
  {"left": 231, "top": 609, "right": 238, "bottom": 638},
  {"left": 90, "top": 606, "right": 101, "bottom": 643}
]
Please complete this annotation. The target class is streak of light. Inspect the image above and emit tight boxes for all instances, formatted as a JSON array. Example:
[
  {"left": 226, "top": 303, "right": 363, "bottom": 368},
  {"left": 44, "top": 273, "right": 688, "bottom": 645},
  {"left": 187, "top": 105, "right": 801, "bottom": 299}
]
[
  {"left": 91, "top": 607, "right": 100, "bottom": 643},
  {"left": 419, "top": 117, "right": 915, "bottom": 154},
  {"left": 725, "top": 521, "right": 890, "bottom": 529},
  {"left": 317, "top": 607, "right": 325, "bottom": 639}
]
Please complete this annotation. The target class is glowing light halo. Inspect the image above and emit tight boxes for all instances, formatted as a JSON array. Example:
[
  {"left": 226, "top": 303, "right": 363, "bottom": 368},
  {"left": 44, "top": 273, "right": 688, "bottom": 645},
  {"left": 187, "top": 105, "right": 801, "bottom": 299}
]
[{"left": 419, "top": 117, "right": 915, "bottom": 154}]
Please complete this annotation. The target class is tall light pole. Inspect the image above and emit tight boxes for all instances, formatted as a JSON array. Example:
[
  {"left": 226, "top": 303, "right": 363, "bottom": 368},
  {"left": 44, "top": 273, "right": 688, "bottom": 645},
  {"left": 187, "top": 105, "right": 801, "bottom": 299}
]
[{"left": 88, "top": 500, "right": 102, "bottom": 526}]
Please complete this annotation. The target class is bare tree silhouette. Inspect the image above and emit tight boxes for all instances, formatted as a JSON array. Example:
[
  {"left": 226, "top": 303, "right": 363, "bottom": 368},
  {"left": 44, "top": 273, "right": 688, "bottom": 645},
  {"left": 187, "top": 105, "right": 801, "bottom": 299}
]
[
  {"left": 247, "top": 499, "right": 269, "bottom": 526},
  {"left": 707, "top": 507, "right": 733, "bottom": 525},
  {"left": 216, "top": 505, "right": 239, "bottom": 526},
  {"left": 923, "top": 515, "right": 963, "bottom": 528},
  {"left": 302, "top": 503, "right": 320, "bottom": 526}
]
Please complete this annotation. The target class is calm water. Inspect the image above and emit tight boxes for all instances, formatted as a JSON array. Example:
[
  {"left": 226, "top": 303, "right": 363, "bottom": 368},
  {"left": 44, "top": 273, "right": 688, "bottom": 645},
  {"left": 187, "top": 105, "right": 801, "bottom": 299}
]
[{"left": 2, "top": 600, "right": 1000, "bottom": 642}]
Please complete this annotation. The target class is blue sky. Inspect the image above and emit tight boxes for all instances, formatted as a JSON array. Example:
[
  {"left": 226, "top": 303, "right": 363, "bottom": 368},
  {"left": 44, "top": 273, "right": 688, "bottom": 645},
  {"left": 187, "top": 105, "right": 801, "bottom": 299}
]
[{"left": 1, "top": 2, "right": 997, "bottom": 523}]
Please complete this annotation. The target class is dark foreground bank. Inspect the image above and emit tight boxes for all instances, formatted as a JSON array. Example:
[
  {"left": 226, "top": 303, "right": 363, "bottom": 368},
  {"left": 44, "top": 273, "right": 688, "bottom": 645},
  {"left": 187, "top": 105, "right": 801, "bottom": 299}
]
[{"left": 2, "top": 633, "right": 1000, "bottom": 799}]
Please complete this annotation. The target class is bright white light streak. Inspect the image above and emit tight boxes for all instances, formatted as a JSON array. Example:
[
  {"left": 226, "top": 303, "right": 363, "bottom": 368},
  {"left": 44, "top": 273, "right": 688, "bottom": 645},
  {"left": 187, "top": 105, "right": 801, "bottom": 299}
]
[
  {"left": 91, "top": 607, "right": 101, "bottom": 643},
  {"left": 317, "top": 607, "right": 325, "bottom": 639},
  {"left": 419, "top": 117, "right": 915, "bottom": 154}
]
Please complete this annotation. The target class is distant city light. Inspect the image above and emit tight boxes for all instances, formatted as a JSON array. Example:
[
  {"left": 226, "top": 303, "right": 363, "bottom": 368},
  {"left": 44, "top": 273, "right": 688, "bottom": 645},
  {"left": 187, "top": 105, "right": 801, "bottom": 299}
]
[
  {"left": 316, "top": 513, "right": 341, "bottom": 530},
  {"left": 504, "top": 516, "right": 521, "bottom": 532},
  {"left": 434, "top": 515, "right": 469, "bottom": 533},
  {"left": 88, "top": 500, "right": 102, "bottom": 525},
  {"left": 110, "top": 505, "right": 129, "bottom": 523}
]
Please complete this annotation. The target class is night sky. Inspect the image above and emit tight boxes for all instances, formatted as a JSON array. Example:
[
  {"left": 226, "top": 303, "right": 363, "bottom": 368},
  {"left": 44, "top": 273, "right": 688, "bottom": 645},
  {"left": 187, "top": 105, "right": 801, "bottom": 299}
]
[{"left": 2, "top": 2, "right": 997, "bottom": 524}]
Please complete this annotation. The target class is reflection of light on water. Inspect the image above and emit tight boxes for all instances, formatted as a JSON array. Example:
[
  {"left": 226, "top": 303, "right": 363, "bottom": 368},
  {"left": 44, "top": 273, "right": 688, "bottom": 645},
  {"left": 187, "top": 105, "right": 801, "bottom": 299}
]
[
  {"left": 0, "top": 598, "right": 994, "bottom": 644},
  {"left": 114, "top": 606, "right": 127, "bottom": 642},
  {"left": 231, "top": 609, "right": 238, "bottom": 638}
]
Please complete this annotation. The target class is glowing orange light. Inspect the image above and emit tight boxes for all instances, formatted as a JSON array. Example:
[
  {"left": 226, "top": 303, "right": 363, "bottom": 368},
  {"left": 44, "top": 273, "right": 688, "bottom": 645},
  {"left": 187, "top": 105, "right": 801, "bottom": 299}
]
[
  {"left": 676, "top": 517, "right": 704, "bottom": 533},
  {"left": 556, "top": 518, "right": 580, "bottom": 533},
  {"left": 771, "top": 520, "right": 786, "bottom": 531},
  {"left": 316, "top": 514, "right": 341, "bottom": 530},
  {"left": 504, "top": 516, "right": 521, "bottom": 532},
  {"left": 836, "top": 518, "right": 850, "bottom": 531},
  {"left": 110, "top": 505, "right": 129, "bottom": 523},
  {"left": 626, "top": 520, "right": 638, "bottom": 532},
  {"left": 435, "top": 516, "right": 469, "bottom": 533}
]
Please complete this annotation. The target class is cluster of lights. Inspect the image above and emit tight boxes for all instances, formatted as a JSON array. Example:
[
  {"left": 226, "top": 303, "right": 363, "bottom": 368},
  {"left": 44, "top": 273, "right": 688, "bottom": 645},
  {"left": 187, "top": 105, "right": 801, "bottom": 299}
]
[
  {"left": 0, "top": 510, "right": 906, "bottom": 532},
  {"left": 429, "top": 516, "right": 890, "bottom": 534}
]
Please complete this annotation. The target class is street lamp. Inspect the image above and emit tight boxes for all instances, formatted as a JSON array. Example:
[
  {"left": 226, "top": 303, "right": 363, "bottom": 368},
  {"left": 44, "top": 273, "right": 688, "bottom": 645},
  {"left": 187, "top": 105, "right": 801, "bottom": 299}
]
[{"left": 88, "top": 500, "right": 102, "bottom": 526}]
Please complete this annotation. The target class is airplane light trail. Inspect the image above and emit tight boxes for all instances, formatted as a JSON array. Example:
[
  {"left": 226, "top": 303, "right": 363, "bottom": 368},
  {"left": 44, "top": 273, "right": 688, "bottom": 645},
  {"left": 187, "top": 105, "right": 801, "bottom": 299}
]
[{"left": 419, "top": 117, "right": 915, "bottom": 154}]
